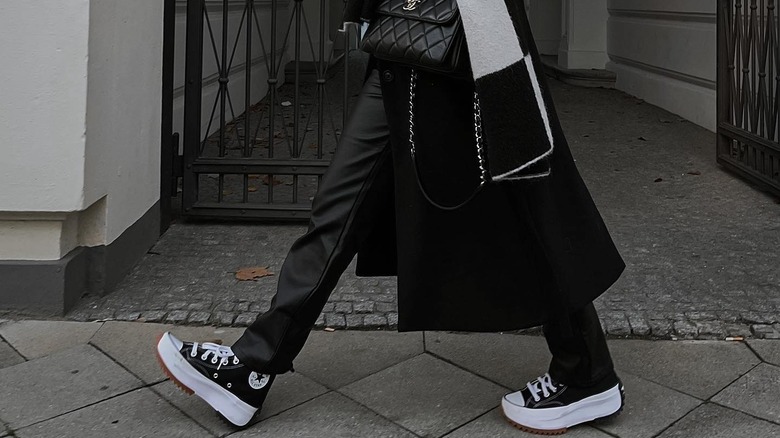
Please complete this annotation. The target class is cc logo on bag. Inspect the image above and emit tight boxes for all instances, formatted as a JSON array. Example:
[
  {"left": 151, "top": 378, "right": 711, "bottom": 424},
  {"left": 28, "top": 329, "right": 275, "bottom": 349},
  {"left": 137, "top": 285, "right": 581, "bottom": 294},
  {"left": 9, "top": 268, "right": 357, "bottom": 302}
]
[{"left": 403, "top": 0, "right": 422, "bottom": 11}]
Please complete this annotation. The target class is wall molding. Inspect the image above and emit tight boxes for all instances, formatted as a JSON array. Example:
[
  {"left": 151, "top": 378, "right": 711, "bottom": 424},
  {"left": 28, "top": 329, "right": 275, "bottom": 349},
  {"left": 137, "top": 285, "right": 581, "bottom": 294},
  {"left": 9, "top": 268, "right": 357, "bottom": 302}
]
[
  {"left": 608, "top": 8, "right": 715, "bottom": 23},
  {"left": 609, "top": 55, "right": 715, "bottom": 90},
  {"left": 609, "top": 60, "right": 716, "bottom": 131}
]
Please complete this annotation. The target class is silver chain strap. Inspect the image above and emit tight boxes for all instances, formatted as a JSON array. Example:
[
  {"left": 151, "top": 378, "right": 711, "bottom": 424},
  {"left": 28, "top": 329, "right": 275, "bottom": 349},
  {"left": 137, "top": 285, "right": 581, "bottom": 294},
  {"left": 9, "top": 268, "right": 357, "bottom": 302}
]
[
  {"left": 407, "top": 69, "right": 488, "bottom": 210},
  {"left": 473, "top": 84, "right": 488, "bottom": 185},
  {"left": 409, "top": 69, "right": 488, "bottom": 185}
]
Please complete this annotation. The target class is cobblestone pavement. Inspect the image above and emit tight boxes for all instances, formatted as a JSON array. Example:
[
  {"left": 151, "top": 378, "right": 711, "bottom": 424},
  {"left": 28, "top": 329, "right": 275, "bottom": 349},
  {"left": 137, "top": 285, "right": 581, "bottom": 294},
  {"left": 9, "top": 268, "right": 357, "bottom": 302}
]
[{"left": 63, "top": 72, "right": 780, "bottom": 340}]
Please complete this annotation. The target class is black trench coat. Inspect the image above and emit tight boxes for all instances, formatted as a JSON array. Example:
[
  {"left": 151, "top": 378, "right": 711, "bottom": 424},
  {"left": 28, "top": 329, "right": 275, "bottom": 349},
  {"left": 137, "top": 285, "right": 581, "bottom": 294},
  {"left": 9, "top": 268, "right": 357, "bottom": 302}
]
[{"left": 351, "top": 19, "right": 625, "bottom": 333}]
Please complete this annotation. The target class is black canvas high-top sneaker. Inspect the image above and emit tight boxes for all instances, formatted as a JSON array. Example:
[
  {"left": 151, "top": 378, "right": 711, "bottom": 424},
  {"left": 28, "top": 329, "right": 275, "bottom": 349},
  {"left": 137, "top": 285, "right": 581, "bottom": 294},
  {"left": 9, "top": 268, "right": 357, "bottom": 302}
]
[
  {"left": 501, "top": 372, "right": 624, "bottom": 435},
  {"left": 156, "top": 332, "right": 274, "bottom": 427}
]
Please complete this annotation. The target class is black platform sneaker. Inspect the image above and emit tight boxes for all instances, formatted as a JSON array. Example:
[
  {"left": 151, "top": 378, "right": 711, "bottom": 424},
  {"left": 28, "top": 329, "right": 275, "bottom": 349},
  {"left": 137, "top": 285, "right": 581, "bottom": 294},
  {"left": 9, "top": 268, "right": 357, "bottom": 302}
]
[
  {"left": 501, "top": 372, "right": 624, "bottom": 435},
  {"left": 156, "top": 332, "right": 275, "bottom": 427}
]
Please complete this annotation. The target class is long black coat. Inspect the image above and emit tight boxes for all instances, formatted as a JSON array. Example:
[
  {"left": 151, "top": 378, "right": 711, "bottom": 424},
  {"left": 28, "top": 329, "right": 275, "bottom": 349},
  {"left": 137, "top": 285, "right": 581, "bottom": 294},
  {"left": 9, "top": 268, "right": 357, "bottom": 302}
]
[{"left": 351, "top": 7, "right": 625, "bottom": 332}]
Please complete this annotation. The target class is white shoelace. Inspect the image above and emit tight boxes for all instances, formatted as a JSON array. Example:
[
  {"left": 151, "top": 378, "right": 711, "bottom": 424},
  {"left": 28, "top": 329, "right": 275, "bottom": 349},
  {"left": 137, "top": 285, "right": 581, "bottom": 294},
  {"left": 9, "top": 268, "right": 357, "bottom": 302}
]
[
  {"left": 190, "top": 342, "right": 240, "bottom": 369},
  {"left": 527, "top": 373, "right": 558, "bottom": 402}
]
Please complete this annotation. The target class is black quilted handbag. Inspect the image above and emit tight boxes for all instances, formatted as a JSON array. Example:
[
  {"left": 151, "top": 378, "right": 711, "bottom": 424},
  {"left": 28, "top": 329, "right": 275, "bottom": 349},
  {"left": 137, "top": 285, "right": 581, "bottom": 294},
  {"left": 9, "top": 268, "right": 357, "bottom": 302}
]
[{"left": 360, "top": 0, "right": 468, "bottom": 75}]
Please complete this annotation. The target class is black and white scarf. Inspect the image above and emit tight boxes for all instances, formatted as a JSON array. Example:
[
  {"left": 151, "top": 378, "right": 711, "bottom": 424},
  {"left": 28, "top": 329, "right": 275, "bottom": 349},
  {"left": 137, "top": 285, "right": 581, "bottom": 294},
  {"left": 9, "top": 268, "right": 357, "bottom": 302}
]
[{"left": 343, "top": 0, "right": 554, "bottom": 180}]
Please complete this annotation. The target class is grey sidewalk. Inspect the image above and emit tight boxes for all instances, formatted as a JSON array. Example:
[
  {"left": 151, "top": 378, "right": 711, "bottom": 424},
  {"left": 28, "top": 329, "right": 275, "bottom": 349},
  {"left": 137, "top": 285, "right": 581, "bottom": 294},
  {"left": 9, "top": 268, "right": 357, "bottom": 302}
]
[
  {"left": 61, "top": 76, "right": 780, "bottom": 340},
  {"left": 2, "top": 319, "right": 780, "bottom": 437}
]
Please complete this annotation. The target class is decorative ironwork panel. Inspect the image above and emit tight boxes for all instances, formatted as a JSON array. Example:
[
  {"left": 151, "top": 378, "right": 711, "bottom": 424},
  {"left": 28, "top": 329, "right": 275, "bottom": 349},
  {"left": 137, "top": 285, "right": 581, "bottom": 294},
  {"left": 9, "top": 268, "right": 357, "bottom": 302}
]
[
  {"left": 182, "top": 0, "right": 366, "bottom": 220},
  {"left": 718, "top": 0, "right": 780, "bottom": 195}
]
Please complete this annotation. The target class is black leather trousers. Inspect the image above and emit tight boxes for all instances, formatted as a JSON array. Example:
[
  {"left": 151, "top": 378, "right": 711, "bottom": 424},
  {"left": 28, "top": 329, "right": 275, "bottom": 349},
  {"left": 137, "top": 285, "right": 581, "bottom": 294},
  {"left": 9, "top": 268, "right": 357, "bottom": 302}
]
[{"left": 231, "top": 69, "right": 616, "bottom": 388}]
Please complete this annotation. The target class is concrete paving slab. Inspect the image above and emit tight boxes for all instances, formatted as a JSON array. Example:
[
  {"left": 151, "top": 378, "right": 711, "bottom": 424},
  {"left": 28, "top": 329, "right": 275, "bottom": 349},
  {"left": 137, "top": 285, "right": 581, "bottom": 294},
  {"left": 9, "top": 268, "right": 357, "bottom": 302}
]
[
  {"left": 0, "top": 320, "right": 102, "bottom": 360},
  {"left": 425, "top": 332, "right": 550, "bottom": 390},
  {"left": 90, "top": 321, "right": 244, "bottom": 384},
  {"left": 608, "top": 339, "right": 760, "bottom": 399},
  {"left": 231, "top": 391, "right": 416, "bottom": 438},
  {"left": 14, "top": 388, "right": 213, "bottom": 438},
  {"left": 594, "top": 372, "right": 701, "bottom": 438},
  {"left": 0, "top": 339, "right": 24, "bottom": 370},
  {"left": 712, "top": 362, "right": 780, "bottom": 424},
  {"left": 293, "top": 330, "right": 424, "bottom": 389},
  {"left": 443, "top": 408, "right": 611, "bottom": 437},
  {"left": 656, "top": 403, "right": 780, "bottom": 438},
  {"left": 747, "top": 339, "right": 780, "bottom": 367},
  {"left": 154, "top": 370, "right": 328, "bottom": 436},
  {"left": 0, "top": 344, "right": 142, "bottom": 429},
  {"left": 340, "top": 353, "right": 506, "bottom": 437}
]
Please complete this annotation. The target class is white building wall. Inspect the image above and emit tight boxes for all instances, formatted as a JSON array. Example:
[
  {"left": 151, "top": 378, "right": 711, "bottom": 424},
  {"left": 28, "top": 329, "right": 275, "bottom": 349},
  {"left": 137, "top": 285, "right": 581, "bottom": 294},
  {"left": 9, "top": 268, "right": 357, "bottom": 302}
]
[
  {"left": 85, "top": 0, "right": 164, "bottom": 244},
  {"left": 607, "top": 0, "right": 717, "bottom": 131},
  {"left": 0, "top": 0, "right": 164, "bottom": 260},
  {"left": 560, "top": 0, "right": 610, "bottom": 70},
  {"left": 527, "top": 0, "right": 562, "bottom": 56},
  {"left": 0, "top": 1, "right": 91, "bottom": 213}
]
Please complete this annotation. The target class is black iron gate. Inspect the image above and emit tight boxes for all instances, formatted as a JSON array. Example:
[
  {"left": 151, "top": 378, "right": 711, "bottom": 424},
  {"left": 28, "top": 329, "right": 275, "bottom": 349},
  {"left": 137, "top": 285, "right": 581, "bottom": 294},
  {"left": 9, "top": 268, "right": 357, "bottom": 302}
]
[
  {"left": 718, "top": 0, "right": 780, "bottom": 195},
  {"left": 180, "top": 0, "right": 363, "bottom": 220}
]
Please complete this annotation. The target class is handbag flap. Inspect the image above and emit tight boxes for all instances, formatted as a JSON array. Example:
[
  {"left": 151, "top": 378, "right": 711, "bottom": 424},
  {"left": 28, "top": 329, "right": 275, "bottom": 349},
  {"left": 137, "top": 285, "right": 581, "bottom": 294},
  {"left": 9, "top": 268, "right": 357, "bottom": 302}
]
[{"left": 375, "top": 0, "right": 459, "bottom": 24}]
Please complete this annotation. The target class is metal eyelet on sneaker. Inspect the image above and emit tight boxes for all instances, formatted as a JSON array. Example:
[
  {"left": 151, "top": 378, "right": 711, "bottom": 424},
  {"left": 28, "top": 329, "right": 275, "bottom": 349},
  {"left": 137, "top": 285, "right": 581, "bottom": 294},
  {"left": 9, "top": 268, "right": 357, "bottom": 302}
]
[
  {"left": 213, "top": 373, "right": 218, "bottom": 378},
  {"left": 211, "top": 357, "right": 218, "bottom": 364},
  {"left": 227, "top": 383, "right": 232, "bottom": 388}
]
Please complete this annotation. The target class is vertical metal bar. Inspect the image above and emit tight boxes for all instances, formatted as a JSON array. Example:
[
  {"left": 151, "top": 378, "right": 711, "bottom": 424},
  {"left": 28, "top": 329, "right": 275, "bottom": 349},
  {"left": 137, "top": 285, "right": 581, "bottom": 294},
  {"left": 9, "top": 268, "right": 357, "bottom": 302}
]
[
  {"left": 182, "top": 0, "right": 206, "bottom": 214},
  {"left": 220, "top": 0, "right": 229, "bottom": 157},
  {"left": 317, "top": 0, "right": 326, "bottom": 161},
  {"left": 244, "top": 0, "right": 253, "bottom": 159},
  {"left": 751, "top": 0, "right": 759, "bottom": 133},
  {"left": 267, "top": 0, "right": 278, "bottom": 204},
  {"left": 737, "top": 0, "right": 746, "bottom": 129},
  {"left": 244, "top": 0, "right": 253, "bottom": 203},
  {"left": 774, "top": 0, "right": 780, "bottom": 142},
  {"left": 771, "top": 0, "right": 778, "bottom": 141},
  {"left": 343, "top": 24, "right": 351, "bottom": 143},
  {"left": 160, "top": 0, "right": 176, "bottom": 232},
  {"left": 760, "top": 0, "right": 767, "bottom": 136},
  {"left": 293, "top": 0, "right": 302, "bottom": 157},
  {"left": 268, "top": 0, "right": 277, "bottom": 161},
  {"left": 718, "top": 0, "right": 728, "bottom": 159},
  {"left": 217, "top": 0, "right": 229, "bottom": 203}
]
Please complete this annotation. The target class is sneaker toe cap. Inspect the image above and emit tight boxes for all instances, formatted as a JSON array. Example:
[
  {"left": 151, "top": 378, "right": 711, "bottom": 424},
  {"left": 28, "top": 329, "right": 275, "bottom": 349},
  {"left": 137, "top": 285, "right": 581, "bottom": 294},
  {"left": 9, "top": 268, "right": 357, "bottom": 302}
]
[
  {"left": 503, "top": 391, "right": 526, "bottom": 408},
  {"left": 161, "top": 332, "right": 184, "bottom": 350}
]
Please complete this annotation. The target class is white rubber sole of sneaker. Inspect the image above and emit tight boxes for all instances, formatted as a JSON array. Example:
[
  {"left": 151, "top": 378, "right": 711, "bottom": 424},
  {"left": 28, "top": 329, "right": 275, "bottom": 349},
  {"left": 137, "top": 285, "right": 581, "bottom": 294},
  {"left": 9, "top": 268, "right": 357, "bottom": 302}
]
[
  {"left": 501, "top": 383, "right": 623, "bottom": 435},
  {"left": 156, "top": 332, "right": 257, "bottom": 427}
]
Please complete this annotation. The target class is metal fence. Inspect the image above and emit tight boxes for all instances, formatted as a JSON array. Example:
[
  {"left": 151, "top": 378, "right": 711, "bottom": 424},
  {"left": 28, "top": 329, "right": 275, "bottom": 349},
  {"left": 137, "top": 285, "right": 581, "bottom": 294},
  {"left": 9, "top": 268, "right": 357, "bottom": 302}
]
[
  {"left": 718, "top": 0, "right": 780, "bottom": 195},
  {"left": 180, "top": 0, "right": 363, "bottom": 220}
]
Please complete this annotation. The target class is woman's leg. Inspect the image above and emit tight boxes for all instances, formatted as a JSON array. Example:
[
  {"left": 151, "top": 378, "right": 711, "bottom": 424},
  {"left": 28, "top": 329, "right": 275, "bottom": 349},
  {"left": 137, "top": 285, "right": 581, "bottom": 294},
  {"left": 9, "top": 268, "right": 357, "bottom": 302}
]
[
  {"left": 497, "top": 185, "right": 623, "bottom": 433},
  {"left": 232, "top": 69, "right": 394, "bottom": 374},
  {"left": 543, "top": 302, "right": 617, "bottom": 387},
  {"left": 501, "top": 304, "right": 623, "bottom": 433},
  {"left": 156, "top": 70, "right": 395, "bottom": 426}
]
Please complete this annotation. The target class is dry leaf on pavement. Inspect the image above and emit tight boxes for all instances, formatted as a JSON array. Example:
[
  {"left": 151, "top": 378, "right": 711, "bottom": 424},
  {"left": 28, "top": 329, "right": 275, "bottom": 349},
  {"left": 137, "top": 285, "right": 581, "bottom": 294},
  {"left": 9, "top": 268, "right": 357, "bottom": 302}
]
[{"left": 236, "top": 266, "right": 274, "bottom": 281}]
